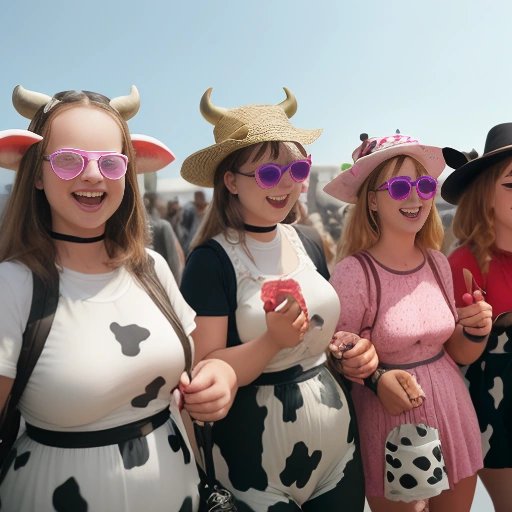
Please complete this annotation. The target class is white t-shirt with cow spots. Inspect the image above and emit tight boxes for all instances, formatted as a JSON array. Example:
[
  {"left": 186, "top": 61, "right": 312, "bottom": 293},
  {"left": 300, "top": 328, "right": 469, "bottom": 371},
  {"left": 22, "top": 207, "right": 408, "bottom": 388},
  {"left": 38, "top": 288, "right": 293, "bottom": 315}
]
[{"left": 0, "top": 249, "right": 195, "bottom": 431}]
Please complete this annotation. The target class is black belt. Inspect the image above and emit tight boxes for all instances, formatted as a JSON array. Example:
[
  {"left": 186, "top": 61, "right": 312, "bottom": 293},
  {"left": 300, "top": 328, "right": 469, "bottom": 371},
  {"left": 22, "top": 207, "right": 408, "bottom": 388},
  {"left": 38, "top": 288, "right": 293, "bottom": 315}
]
[
  {"left": 250, "top": 363, "right": 324, "bottom": 386},
  {"left": 26, "top": 408, "right": 170, "bottom": 448}
]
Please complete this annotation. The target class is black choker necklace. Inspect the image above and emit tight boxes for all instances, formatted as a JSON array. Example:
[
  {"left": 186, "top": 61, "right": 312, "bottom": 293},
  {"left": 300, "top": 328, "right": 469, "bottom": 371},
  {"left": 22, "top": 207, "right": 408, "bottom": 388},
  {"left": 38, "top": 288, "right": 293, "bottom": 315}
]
[
  {"left": 50, "top": 231, "right": 106, "bottom": 244},
  {"left": 243, "top": 223, "right": 277, "bottom": 233}
]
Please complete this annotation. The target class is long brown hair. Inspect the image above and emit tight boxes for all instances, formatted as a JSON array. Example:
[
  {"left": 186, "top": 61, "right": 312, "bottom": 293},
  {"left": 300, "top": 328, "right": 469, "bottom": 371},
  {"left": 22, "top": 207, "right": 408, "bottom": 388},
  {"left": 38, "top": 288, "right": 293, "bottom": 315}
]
[
  {"left": 0, "top": 90, "right": 190, "bottom": 351},
  {"left": 191, "top": 141, "right": 304, "bottom": 249},
  {"left": 452, "top": 158, "right": 510, "bottom": 273},
  {"left": 337, "top": 155, "right": 443, "bottom": 260}
]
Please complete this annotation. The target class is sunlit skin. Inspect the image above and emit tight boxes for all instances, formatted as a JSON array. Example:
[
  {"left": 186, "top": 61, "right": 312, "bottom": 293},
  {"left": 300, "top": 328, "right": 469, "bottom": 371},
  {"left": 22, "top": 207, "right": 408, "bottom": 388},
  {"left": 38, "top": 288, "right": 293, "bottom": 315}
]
[
  {"left": 224, "top": 142, "right": 304, "bottom": 233},
  {"left": 492, "top": 161, "right": 512, "bottom": 252},
  {"left": 36, "top": 106, "right": 125, "bottom": 238}
]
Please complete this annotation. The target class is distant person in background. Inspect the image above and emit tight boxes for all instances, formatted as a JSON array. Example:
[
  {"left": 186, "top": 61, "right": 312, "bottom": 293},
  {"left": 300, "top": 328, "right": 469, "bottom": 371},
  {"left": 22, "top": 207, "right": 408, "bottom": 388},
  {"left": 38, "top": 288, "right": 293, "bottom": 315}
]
[
  {"left": 166, "top": 197, "right": 188, "bottom": 249},
  {"left": 144, "top": 192, "right": 185, "bottom": 284},
  {"left": 181, "top": 190, "right": 209, "bottom": 253}
]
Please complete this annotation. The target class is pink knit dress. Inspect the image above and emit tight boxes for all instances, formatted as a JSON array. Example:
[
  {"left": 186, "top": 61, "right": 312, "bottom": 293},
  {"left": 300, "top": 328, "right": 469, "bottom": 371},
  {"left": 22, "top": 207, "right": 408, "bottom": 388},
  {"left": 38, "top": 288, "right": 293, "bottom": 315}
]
[{"left": 330, "top": 250, "right": 482, "bottom": 498}]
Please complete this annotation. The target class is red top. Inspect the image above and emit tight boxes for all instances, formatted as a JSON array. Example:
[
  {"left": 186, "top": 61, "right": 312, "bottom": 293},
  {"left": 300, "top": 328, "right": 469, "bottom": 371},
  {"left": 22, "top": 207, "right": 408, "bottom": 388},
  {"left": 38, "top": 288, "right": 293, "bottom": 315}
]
[{"left": 449, "top": 245, "right": 512, "bottom": 318}]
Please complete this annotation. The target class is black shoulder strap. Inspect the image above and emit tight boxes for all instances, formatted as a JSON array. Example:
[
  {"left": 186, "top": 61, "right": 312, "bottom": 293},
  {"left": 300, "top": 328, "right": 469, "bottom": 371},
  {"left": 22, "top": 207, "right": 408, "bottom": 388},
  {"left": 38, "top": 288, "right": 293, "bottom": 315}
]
[
  {"left": 292, "top": 225, "right": 330, "bottom": 280},
  {"left": 353, "top": 252, "right": 381, "bottom": 336},
  {"left": 0, "top": 271, "right": 58, "bottom": 465},
  {"left": 201, "top": 239, "right": 238, "bottom": 312}
]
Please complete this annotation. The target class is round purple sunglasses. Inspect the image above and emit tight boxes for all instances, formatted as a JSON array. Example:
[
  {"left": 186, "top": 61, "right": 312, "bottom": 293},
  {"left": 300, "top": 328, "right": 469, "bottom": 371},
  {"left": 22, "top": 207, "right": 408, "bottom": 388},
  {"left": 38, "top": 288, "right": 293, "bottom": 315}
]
[
  {"left": 376, "top": 175, "right": 438, "bottom": 201},
  {"left": 43, "top": 148, "right": 128, "bottom": 180},
  {"left": 234, "top": 156, "right": 312, "bottom": 189}
]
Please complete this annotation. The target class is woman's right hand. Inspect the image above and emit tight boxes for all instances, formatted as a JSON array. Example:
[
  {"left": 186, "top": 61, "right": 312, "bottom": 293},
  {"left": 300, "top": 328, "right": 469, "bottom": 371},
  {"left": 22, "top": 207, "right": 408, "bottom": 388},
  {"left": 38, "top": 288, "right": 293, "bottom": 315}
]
[
  {"left": 376, "top": 370, "right": 425, "bottom": 416},
  {"left": 265, "top": 296, "right": 308, "bottom": 350}
]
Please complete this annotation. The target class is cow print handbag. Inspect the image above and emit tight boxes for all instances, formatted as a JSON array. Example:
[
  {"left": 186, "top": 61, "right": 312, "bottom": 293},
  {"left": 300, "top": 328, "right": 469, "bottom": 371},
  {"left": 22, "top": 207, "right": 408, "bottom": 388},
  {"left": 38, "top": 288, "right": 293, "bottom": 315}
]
[{"left": 384, "top": 423, "right": 449, "bottom": 502}]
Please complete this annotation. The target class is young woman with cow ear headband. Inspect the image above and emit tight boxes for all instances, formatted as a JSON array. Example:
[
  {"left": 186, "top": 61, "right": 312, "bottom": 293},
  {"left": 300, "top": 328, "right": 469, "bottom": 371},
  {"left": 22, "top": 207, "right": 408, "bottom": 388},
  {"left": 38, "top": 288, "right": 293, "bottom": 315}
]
[{"left": 0, "top": 84, "right": 237, "bottom": 512}]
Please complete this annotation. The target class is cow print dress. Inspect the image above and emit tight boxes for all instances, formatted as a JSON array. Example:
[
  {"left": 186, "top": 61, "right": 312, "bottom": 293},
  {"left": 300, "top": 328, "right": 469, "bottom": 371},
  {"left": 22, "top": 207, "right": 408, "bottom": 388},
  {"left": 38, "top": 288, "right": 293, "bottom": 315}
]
[
  {"left": 0, "top": 250, "right": 200, "bottom": 512},
  {"left": 330, "top": 249, "right": 483, "bottom": 499},
  {"left": 181, "top": 224, "right": 365, "bottom": 511},
  {"left": 449, "top": 245, "right": 512, "bottom": 469}
]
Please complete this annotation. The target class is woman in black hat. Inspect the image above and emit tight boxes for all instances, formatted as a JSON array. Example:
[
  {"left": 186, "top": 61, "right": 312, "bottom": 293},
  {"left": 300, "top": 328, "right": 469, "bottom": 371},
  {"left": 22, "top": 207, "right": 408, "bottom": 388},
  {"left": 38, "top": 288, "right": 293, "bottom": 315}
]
[{"left": 442, "top": 123, "right": 512, "bottom": 512}]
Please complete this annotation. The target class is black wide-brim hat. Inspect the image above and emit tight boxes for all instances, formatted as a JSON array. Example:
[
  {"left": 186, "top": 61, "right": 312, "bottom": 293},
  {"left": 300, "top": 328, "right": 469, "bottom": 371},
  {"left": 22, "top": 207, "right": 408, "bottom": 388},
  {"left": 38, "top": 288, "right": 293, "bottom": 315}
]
[{"left": 441, "top": 123, "right": 512, "bottom": 204}]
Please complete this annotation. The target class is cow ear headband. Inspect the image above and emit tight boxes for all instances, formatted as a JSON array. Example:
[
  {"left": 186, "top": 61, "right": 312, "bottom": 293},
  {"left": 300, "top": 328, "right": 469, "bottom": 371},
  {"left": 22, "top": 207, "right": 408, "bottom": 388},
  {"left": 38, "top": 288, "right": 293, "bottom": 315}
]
[{"left": 0, "top": 85, "right": 175, "bottom": 173}]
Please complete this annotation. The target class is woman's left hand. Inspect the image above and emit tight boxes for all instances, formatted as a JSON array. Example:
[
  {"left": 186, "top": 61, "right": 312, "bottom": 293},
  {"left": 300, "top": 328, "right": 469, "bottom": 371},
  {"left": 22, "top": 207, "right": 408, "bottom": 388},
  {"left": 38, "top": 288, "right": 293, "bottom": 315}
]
[
  {"left": 457, "top": 290, "right": 493, "bottom": 337},
  {"left": 179, "top": 359, "right": 238, "bottom": 422},
  {"left": 330, "top": 332, "right": 379, "bottom": 381}
]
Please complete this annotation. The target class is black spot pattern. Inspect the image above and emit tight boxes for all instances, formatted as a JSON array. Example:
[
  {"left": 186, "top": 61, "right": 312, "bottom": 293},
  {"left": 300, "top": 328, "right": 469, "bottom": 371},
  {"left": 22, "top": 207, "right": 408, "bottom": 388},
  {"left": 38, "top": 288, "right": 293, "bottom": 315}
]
[
  {"left": 317, "top": 370, "right": 343, "bottom": 410},
  {"left": 214, "top": 385, "right": 268, "bottom": 492},
  {"left": 178, "top": 496, "right": 193, "bottom": 512},
  {"left": 399, "top": 474, "right": 418, "bottom": 489},
  {"left": 432, "top": 445, "right": 442, "bottom": 462},
  {"left": 385, "top": 454, "right": 402, "bottom": 469},
  {"left": 426, "top": 466, "right": 444, "bottom": 485},
  {"left": 386, "top": 441, "right": 398, "bottom": 452},
  {"left": 274, "top": 382, "right": 303, "bottom": 422},
  {"left": 168, "top": 419, "right": 191, "bottom": 465},
  {"left": 131, "top": 376, "right": 166, "bottom": 407},
  {"left": 52, "top": 477, "right": 88, "bottom": 512},
  {"left": 118, "top": 437, "right": 150, "bottom": 469},
  {"left": 13, "top": 451, "right": 30, "bottom": 470},
  {"left": 416, "top": 426, "right": 427, "bottom": 437},
  {"left": 110, "top": 322, "right": 150, "bottom": 356},
  {"left": 413, "top": 456, "right": 431, "bottom": 471},
  {"left": 386, "top": 471, "right": 395, "bottom": 482},
  {"left": 280, "top": 442, "right": 322, "bottom": 489},
  {"left": 0, "top": 449, "right": 17, "bottom": 486},
  {"left": 400, "top": 437, "right": 412, "bottom": 446}
]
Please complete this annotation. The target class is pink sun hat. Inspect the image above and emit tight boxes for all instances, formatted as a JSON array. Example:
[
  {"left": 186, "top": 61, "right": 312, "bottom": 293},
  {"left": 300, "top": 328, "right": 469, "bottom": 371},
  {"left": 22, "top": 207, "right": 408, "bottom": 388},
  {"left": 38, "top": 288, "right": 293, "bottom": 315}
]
[{"left": 323, "top": 133, "right": 446, "bottom": 204}]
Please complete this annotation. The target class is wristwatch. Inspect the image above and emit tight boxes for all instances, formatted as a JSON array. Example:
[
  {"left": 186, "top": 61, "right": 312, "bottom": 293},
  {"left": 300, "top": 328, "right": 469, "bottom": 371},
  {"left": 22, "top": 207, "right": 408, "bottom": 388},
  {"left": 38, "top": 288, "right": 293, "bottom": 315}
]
[{"left": 364, "top": 368, "right": 387, "bottom": 394}]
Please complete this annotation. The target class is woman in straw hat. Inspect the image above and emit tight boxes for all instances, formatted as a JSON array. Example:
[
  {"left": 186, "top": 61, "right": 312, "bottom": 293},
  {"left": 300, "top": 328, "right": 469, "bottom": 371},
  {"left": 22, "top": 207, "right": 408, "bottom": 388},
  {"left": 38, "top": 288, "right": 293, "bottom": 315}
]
[
  {"left": 0, "top": 85, "right": 236, "bottom": 512},
  {"left": 180, "top": 88, "right": 377, "bottom": 511},
  {"left": 324, "top": 133, "right": 492, "bottom": 512},
  {"left": 442, "top": 124, "right": 512, "bottom": 512}
]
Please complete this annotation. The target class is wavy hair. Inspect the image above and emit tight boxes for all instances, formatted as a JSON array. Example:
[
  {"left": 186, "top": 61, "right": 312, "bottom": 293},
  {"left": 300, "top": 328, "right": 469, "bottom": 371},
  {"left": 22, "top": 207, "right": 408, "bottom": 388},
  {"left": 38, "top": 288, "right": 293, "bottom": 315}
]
[
  {"left": 452, "top": 158, "right": 509, "bottom": 274},
  {"left": 337, "top": 155, "right": 443, "bottom": 260}
]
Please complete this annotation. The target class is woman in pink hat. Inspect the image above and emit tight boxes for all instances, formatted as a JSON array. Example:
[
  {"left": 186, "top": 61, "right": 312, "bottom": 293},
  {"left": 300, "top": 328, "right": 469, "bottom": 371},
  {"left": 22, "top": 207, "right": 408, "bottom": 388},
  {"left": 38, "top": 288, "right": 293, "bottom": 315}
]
[
  {"left": 324, "top": 133, "right": 492, "bottom": 511},
  {"left": 442, "top": 124, "right": 512, "bottom": 512},
  {"left": 0, "top": 85, "right": 236, "bottom": 512}
]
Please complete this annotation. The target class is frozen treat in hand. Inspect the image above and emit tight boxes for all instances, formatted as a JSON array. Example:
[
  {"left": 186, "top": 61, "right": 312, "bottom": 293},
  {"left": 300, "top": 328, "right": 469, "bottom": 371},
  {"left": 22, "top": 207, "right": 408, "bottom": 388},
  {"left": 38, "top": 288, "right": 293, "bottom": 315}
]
[{"left": 261, "top": 278, "right": 308, "bottom": 319}]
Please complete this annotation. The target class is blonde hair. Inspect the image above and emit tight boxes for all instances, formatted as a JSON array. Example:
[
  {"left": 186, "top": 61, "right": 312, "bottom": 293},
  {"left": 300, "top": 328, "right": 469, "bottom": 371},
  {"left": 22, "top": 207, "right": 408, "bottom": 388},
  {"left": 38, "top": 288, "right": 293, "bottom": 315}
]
[
  {"left": 337, "top": 155, "right": 443, "bottom": 260},
  {"left": 192, "top": 141, "right": 304, "bottom": 249},
  {"left": 452, "top": 158, "right": 510, "bottom": 274}
]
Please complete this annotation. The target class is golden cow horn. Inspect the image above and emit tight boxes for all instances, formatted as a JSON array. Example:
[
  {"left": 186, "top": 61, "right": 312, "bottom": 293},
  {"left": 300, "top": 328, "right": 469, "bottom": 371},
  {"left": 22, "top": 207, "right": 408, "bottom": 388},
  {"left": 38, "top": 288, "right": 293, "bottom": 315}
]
[
  {"left": 200, "top": 88, "right": 228, "bottom": 125},
  {"left": 109, "top": 85, "right": 140, "bottom": 120},
  {"left": 12, "top": 85, "right": 53, "bottom": 120},
  {"left": 278, "top": 87, "right": 297, "bottom": 118}
]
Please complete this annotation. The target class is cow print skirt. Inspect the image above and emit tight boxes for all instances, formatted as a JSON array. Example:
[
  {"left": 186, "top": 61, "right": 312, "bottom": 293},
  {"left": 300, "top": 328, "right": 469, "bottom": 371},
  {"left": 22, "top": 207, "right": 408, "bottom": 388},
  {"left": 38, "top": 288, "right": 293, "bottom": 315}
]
[
  {"left": 464, "top": 322, "right": 512, "bottom": 468},
  {"left": 206, "top": 364, "right": 365, "bottom": 511},
  {"left": 0, "top": 407, "right": 200, "bottom": 512}
]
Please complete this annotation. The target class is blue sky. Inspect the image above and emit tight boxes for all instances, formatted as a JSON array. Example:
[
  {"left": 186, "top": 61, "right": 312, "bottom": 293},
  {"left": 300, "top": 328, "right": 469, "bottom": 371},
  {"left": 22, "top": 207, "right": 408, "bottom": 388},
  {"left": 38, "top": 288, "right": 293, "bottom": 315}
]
[
  {"left": 1, "top": 0, "right": 511, "bottom": 194},
  {"left": 0, "top": 2, "right": 500, "bottom": 508}
]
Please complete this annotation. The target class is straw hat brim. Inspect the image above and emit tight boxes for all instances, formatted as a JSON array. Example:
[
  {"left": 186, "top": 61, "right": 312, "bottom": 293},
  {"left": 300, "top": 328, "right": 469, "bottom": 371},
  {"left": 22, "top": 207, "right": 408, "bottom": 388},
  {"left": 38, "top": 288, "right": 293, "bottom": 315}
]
[
  {"left": 181, "top": 127, "right": 322, "bottom": 187},
  {"left": 441, "top": 145, "right": 512, "bottom": 204},
  {"left": 323, "top": 143, "right": 445, "bottom": 204}
]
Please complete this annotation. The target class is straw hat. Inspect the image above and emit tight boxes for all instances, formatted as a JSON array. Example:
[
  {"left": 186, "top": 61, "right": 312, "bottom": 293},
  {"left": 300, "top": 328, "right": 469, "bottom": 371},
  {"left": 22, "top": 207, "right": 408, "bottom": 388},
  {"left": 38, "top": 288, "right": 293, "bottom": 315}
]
[
  {"left": 323, "top": 133, "right": 445, "bottom": 204},
  {"left": 180, "top": 88, "right": 322, "bottom": 187}
]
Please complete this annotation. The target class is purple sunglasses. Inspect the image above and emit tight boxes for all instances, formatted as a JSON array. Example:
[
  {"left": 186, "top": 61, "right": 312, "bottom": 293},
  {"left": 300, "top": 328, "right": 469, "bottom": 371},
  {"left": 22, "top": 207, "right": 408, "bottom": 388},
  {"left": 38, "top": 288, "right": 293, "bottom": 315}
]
[
  {"left": 234, "top": 155, "right": 312, "bottom": 189},
  {"left": 43, "top": 148, "right": 128, "bottom": 180},
  {"left": 376, "top": 175, "right": 438, "bottom": 201}
]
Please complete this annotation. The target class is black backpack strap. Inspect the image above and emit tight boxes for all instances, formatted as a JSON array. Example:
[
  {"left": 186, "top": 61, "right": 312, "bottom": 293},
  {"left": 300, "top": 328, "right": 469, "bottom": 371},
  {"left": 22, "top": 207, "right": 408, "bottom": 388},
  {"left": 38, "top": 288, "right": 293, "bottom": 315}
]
[
  {"left": 353, "top": 252, "right": 381, "bottom": 336},
  {"left": 0, "top": 271, "right": 58, "bottom": 466}
]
